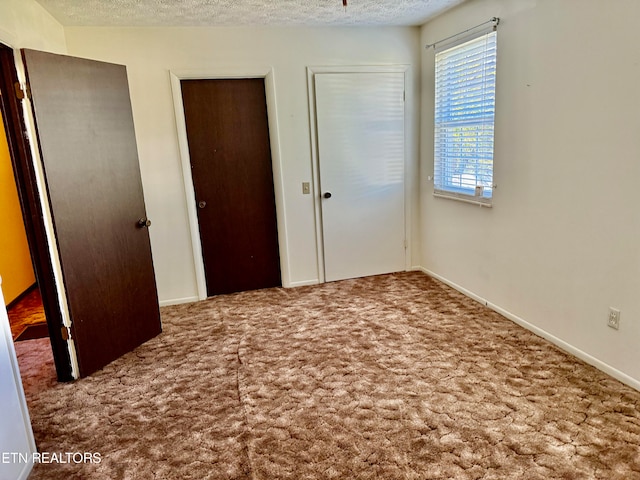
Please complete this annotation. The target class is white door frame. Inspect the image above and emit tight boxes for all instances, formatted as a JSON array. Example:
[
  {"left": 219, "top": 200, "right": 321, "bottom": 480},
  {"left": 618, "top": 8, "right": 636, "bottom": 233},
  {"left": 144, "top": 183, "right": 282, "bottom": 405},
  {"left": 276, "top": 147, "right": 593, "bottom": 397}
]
[
  {"left": 306, "top": 65, "right": 413, "bottom": 283},
  {"left": 170, "top": 68, "right": 288, "bottom": 300},
  {"left": 0, "top": 278, "right": 37, "bottom": 480}
]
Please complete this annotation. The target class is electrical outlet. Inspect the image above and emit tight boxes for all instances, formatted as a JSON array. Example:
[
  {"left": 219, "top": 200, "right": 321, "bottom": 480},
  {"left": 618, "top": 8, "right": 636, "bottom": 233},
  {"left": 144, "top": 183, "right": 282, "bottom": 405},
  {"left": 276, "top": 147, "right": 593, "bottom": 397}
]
[{"left": 607, "top": 307, "right": 620, "bottom": 330}]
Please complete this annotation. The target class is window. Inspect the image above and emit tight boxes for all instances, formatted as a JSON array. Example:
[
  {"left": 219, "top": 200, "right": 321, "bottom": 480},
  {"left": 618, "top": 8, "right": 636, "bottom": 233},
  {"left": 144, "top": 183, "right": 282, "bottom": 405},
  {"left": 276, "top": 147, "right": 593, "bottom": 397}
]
[{"left": 434, "top": 30, "right": 497, "bottom": 205}]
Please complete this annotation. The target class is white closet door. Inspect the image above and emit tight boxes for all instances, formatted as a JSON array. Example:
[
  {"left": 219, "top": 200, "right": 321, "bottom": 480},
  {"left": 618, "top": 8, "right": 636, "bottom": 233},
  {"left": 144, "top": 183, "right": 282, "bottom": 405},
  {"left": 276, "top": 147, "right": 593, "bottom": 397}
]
[
  {"left": 0, "top": 278, "right": 36, "bottom": 480},
  {"left": 315, "top": 72, "right": 405, "bottom": 282}
]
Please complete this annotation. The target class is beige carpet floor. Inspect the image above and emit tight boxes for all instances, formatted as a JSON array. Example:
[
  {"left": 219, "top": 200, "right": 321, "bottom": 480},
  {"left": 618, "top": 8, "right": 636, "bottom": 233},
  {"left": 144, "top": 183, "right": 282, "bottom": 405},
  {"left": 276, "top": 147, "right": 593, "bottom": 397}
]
[{"left": 16, "top": 272, "right": 640, "bottom": 479}]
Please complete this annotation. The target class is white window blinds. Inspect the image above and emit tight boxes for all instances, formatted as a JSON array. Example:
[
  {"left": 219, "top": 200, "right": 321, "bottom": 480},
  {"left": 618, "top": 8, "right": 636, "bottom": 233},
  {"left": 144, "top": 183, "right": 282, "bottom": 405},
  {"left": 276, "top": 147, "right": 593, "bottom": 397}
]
[{"left": 434, "top": 30, "right": 497, "bottom": 205}]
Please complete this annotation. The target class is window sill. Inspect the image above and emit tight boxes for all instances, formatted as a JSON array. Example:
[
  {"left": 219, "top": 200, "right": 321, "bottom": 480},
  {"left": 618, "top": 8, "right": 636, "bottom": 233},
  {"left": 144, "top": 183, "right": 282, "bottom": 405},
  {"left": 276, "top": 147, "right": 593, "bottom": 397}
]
[{"left": 433, "top": 191, "right": 493, "bottom": 208}]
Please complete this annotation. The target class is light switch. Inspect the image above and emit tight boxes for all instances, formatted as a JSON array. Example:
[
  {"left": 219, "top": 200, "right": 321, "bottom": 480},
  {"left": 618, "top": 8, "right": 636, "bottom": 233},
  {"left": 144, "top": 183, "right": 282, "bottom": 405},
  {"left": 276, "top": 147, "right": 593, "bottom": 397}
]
[{"left": 302, "top": 182, "right": 311, "bottom": 195}]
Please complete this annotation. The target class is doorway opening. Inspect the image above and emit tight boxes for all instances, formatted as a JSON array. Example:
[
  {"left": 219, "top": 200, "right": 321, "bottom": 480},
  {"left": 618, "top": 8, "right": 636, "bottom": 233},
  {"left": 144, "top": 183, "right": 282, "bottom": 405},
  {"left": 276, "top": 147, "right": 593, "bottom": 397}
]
[
  {"left": 0, "top": 44, "right": 73, "bottom": 381},
  {"left": 0, "top": 108, "right": 46, "bottom": 342}
]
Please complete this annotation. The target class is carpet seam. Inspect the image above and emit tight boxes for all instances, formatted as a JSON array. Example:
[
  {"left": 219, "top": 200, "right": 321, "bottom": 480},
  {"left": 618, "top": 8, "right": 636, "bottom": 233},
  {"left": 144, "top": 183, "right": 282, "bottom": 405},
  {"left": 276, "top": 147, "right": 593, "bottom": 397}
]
[{"left": 235, "top": 338, "right": 255, "bottom": 480}]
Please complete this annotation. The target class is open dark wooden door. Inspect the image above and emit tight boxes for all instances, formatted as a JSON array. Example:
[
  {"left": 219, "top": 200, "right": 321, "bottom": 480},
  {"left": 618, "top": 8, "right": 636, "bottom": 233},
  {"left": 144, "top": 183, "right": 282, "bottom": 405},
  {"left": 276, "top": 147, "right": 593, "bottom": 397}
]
[
  {"left": 21, "top": 50, "right": 161, "bottom": 377},
  {"left": 181, "top": 79, "right": 281, "bottom": 296}
]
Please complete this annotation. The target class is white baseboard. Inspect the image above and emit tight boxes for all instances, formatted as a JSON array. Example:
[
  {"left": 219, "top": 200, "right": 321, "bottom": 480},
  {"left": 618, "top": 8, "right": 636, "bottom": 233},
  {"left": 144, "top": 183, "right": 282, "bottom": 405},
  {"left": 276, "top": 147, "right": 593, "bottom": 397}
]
[
  {"left": 287, "top": 279, "right": 320, "bottom": 288},
  {"left": 159, "top": 296, "right": 200, "bottom": 307},
  {"left": 414, "top": 267, "right": 640, "bottom": 392}
]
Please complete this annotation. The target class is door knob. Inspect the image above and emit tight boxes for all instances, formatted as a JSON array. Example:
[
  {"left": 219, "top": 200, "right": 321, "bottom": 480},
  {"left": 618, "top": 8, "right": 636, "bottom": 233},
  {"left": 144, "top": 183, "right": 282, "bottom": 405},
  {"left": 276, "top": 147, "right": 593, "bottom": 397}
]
[
  {"left": 138, "top": 218, "right": 151, "bottom": 228},
  {"left": 198, "top": 201, "right": 207, "bottom": 209},
  {"left": 323, "top": 192, "right": 332, "bottom": 199}
]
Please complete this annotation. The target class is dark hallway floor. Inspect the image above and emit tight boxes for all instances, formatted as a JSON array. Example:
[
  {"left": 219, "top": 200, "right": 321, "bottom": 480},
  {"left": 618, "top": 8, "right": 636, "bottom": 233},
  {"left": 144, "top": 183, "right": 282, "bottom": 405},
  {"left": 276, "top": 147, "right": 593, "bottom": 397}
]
[{"left": 8, "top": 286, "right": 48, "bottom": 341}]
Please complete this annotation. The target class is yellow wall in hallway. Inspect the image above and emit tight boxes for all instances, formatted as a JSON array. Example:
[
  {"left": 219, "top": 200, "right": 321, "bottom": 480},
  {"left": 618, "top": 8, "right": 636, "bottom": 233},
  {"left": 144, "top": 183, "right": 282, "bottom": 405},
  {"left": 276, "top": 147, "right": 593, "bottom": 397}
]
[{"left": 0, "top": 119, "right": 35, "bottom": 305}]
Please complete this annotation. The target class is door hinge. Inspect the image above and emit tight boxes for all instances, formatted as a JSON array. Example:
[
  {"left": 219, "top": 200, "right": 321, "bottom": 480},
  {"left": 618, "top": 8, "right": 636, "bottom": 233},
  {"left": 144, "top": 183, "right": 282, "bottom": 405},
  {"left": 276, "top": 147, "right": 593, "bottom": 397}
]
[
  {"left": 61, "top": 326, "right": 71, "bottom": 341},
  {"left": 14, "top": 82, "right": 31, "bottom": 100},
  {"left": 403, "top": 90, "right": 406, "bottom": 102},
  {"left": 404, "top": 239, "right": 408, "bottom": 249}
]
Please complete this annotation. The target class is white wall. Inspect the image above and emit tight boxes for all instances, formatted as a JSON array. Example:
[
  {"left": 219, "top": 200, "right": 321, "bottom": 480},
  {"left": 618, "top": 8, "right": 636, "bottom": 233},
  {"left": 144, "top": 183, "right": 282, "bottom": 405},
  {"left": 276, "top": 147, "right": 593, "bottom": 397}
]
[
  {"left": 420, "top": 0, "right": 640, "bottom": 387},
  {"left": 64, "top": 26, "right": 421, "bottom": 304},
  {"left": 0, "top": 0, "right": 66, "bottom": 51}
]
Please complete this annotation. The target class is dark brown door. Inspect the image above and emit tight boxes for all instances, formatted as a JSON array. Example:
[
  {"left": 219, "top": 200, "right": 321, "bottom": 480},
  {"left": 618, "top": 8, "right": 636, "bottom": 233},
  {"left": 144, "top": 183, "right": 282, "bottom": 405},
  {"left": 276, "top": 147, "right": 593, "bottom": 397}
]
[
  {"left": 22, "top": 50, "right": 161, "bottom": 377},
  {"left": 181, "top": 79, "right": 281, "bottom": 296}
]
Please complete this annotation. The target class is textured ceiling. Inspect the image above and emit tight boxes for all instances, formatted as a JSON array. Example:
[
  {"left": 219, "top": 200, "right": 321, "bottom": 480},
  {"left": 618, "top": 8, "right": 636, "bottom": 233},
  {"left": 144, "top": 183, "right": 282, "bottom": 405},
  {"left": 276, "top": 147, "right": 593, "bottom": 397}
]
[{"left": 34, "top": 0, "right": 466, "bottom": 27}]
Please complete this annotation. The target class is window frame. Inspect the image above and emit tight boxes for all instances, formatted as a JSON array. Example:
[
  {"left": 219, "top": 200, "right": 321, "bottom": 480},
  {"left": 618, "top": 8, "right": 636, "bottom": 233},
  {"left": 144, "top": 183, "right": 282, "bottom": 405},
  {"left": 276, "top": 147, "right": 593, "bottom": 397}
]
[{"left": 433, "top": 28, "right": 497, "bottom": 207}]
